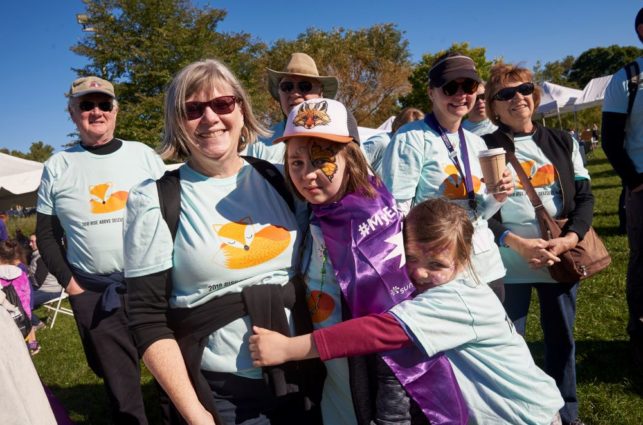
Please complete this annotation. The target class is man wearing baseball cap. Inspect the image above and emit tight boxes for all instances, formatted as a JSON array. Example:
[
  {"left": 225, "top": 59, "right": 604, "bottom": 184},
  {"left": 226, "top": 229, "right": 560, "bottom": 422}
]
[
  {"left": 602, "top": 7, "right": 643, "bottom": 368},
  {"left": 36, "top": 76, "right": 166, "bottom": 423},
  {"left": 247, "top": 52, "right": 339, "bottom": 163}
]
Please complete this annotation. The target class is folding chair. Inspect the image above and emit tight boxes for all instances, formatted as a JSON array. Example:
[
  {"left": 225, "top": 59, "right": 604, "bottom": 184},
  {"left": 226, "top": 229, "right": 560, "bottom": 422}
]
[{"left": 41, "top": 288, "right": 74, "bottom": 328}]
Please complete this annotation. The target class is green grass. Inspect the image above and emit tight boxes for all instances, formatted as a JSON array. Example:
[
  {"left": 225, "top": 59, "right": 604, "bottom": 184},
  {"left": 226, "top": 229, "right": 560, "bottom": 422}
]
[
  {"left": 524, "top": 148, "right": 643, "bottom": 424},
  {"left": 27, "top": 148, "right": 642, "bottom": 424}
]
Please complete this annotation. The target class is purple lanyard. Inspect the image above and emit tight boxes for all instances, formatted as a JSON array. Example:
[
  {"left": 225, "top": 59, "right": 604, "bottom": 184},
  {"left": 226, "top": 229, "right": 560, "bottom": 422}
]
[{"left": 424, "top": 113, "right": 477, "bottom": 213}]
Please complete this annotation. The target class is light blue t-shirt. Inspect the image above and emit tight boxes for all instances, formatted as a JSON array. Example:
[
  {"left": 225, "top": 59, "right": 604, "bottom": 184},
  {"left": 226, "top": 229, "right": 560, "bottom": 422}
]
[
  {"left": 37, "top": 141, "right": 166, "bottom": 274},
  {"left": 361, "top": 131, "right": 391, "bottom": 177},
  {"left": 603, "top": 57, "right": 643, "bottom": 172},
  {"left": 245, "top": 120, "right": 286, "bottom": 164},
  {"left": 305, "top": 224, "right": 357, "bottom": 425},
  {"left": 381, "top": 120, "right": 506, "bottom": 284},
  {"left": 391, "top": 274, "right": 564, "bottom": 424},
  {"left": 462, "top": 118, "right": 498, "bottom": 137},
  {"left": 500, "top": 134, "right": 590, "bottom": 284},
  {"left": 124, "top": 161, "right": 299, "bottom": 375}
]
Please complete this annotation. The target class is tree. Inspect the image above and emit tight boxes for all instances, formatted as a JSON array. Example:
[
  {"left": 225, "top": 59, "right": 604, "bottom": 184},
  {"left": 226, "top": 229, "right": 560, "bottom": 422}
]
[
  {"left": 21, "top": 141, "right": 55, "bottom": 162},
  {"left": 399, "top": 42, "right": 495, "bottom": 113},
  {"left": 264, "top": 24, "right": 412, "bottom": 127},
  {"left": 533, "top": 56, "right": 577, "bottom": 87},
  {"left": 1, "top": 141, "right": 55, "bottom": 162},
  {"left": 568, "top": 45, "right": 643, "bottom": 88},
  {"left": 71, "top": 0, "right": 267, "bottom": 148}
]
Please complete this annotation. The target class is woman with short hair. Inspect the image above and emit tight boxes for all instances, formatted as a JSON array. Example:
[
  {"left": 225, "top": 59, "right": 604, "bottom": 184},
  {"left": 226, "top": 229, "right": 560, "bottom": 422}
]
[
  {"left": 483, "top": 62, "right": 593, "bottom": 425},
  {"left": 124, "top": 58, "right": 321, "bottom": 425}
]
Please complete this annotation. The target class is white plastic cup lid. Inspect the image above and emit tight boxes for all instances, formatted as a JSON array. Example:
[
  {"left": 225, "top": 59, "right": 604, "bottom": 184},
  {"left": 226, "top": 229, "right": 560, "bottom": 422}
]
[{"left": 478, "top": 148, "right": 506, "bottom": 157}]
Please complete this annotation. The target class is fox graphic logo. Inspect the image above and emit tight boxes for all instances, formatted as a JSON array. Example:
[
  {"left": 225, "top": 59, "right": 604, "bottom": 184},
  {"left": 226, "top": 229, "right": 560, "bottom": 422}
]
[
  {"left": 440, "top": 164, "right": 481, "bottom": 199},
  {"left": 293, "top": 100, "right": 331, "bottom": 129},
  {"left": 89, "top": 183, "right": 128, "bottom": 214},
  {"left": 516, "top": 161, "right": 555, "bottom": 189},
  {"left": 213, "top": 217, "right": 291, "bottom": 269}
]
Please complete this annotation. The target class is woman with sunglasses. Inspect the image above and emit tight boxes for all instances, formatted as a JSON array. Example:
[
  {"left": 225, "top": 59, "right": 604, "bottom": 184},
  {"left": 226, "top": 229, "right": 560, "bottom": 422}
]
[
  {"left": 246, "top": 52, "right": 338, "bottom": 163},
  {"left": 382, "top": 52, "right": 512, "bottom": 300},
  {"left": 123, "top": 59, "right": 323, "bottom": 425},
  {"left": 483, "top": 62, "right": 593, "bottom": 425}
]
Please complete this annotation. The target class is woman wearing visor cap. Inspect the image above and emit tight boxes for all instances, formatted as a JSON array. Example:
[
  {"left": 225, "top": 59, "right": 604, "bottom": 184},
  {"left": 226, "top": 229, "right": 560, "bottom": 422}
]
[{"left": 382, "top": 52, "right": 513, "bottom": 300}]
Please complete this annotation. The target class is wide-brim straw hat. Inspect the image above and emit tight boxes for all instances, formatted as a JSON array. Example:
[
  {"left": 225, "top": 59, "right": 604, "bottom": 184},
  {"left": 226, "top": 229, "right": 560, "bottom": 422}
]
[{"left": 267, "top": 53, "right": 339, "bottom": 101}]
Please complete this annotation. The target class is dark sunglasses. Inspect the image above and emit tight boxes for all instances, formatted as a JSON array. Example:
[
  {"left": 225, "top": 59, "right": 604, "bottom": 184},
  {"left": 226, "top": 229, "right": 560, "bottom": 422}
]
[
  {"left": 492, "top": 82, "right": 535, "bottom": 101},
  {"left": 78, "top": 100, "right": 114, "bottom": 112},
  {"left": 442, "top": 79, "right": 479, "bottom": 96},
  {"left": 184, "top": 96, "right": 238, "bottom": 120},
  {"left": 476, "top": 93, "right": 485, "bottom": 102},
  {"left": 279, "top": 80, "right": 314, "bottom": 94}
]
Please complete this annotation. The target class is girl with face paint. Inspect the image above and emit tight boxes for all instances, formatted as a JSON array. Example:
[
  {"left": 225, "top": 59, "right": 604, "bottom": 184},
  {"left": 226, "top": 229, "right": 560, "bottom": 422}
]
[
  {"left": 270, "top": 99, "right": 467, "bottom": 425},
  {"left": 250, "top": 198, "right": 565, "bottom": 425}
]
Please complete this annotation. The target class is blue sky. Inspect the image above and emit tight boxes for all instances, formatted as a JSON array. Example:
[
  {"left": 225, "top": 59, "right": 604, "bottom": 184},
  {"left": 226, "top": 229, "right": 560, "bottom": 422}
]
[{"left": 0, "top": 1, "right": 640, "bottom": 153}]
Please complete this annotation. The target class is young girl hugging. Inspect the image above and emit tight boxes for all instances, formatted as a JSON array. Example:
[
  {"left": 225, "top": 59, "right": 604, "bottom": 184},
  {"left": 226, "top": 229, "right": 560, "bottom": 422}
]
[
  {"left": 250, "top": 198, "right": 565, "bottom": 425},
  {"left": 0, "top": 239, "right": 38, "bottom": 354},
  {"left": 271, "top": 98, "right": 467, "bottom": 425}
]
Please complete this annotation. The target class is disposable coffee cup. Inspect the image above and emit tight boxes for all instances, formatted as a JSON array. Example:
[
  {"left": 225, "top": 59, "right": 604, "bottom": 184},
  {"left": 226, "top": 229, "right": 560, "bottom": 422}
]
[{"left": 478, "top": 148, "right": 506, "bottom": 194}]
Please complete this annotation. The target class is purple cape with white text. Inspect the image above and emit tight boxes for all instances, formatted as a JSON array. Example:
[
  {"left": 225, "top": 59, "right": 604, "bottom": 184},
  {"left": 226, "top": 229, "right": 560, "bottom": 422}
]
[{"left": 312, "top": 178, "right": 468, "bottom": 425}]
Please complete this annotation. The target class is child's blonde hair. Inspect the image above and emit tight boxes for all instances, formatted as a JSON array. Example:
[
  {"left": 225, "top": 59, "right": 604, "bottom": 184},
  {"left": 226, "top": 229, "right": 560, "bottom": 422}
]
[
  {"left": 284, "top": 139, "right": 381, "bottom": 200},
  {"left": 404, "top": 198, "right": 475, "bottom": 277}
]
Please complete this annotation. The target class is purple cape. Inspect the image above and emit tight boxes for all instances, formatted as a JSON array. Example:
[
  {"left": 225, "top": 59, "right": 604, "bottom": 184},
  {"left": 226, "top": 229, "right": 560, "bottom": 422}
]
[{"left": 312, "top": 180, "right": 468, "bottom": 425}]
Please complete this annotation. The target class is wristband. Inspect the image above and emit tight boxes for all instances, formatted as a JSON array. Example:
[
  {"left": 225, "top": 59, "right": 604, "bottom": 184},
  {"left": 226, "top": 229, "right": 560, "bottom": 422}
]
[{"left": 499, "top": 230, "right": 511, "bottom": 248}]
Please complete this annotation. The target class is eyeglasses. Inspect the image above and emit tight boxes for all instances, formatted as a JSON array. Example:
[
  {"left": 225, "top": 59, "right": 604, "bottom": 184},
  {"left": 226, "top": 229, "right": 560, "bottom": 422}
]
[
  {"left": 441, "top": 79, "right": 479, "bottom": 96},
  {"left": 184, "top": 96, "right": 238, "bottom": 120},
  {"left": 279, "top": 80, "right": 315, "bottom": 94},
  {"left": 78, "top": 100, "right": 114, "bottom": 112},
  {"left": 476, "top": 93, "right": 485, "bottom": 102},
  {"left": 492, "top": 82, "right": 535, "bottom": 101}
]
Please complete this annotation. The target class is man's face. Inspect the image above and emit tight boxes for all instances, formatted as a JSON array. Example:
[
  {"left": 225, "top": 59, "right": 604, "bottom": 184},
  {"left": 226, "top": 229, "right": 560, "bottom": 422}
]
[
  {"left": 29, "top": 235, "right": 37, "bottom": 251},
  {"left": 70, "top": 93, "right": 118, "bottom": 146},
  {"left": 278, "top": 76, "right": 323, "bottom": 115}
]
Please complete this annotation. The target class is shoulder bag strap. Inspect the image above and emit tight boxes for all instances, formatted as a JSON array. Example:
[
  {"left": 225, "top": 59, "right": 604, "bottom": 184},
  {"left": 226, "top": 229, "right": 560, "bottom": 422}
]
[
  {"left": 506, "top": 151, "right": 545, "bottom": 210},
  {"left": 242, "top": 155, "right": 295, "bottom": 214},
  {"left": 626, "top": 60, "right": 640, "bottom": 116},
  {"left": 156, "top": 168, "right": 181, "bottom": 241}
]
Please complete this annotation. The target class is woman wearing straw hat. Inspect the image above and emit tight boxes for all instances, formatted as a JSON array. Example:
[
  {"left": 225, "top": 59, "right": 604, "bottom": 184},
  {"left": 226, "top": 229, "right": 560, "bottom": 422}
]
[{"left": 247, "top": 52, "right": 338, "bottom": 163}]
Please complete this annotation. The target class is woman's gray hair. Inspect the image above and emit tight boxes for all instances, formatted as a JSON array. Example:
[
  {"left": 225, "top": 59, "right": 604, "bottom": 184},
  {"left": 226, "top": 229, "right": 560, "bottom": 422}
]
[{"left": 160, "top": 58, "right": 269, "bottom": 161}]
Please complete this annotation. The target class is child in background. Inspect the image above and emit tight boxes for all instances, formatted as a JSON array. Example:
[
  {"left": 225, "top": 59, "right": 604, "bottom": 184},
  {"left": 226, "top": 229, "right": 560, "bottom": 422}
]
[
  {"left": 271, "top": 98, "right": 467, "bottom": 425},
  {"left": 0, "top": 239, "right": 39, "bottom": 355},
  {"left": 250, "top": 198, "right": 565, "bottom": 425}
]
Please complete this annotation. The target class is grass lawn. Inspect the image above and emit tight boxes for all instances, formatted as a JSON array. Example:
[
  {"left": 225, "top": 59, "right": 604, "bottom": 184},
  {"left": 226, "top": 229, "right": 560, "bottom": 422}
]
[{"left": 28, "top": 148, "right": 642, "bottom": 424}]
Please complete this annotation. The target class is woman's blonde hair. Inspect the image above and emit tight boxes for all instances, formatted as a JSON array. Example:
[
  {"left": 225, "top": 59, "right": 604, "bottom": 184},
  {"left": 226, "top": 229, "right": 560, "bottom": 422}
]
[
  {"left": 160, "top": 59, "right": 269, "bottom": 161},
  {"left": 486, "top": 62, "right": 541, "bottom": 126},
  {"left": 283, "top": 139, "right": 380, "bottom": 200},
  {"left": 404, "top": 198, "right": 475, "bottom": 277}
]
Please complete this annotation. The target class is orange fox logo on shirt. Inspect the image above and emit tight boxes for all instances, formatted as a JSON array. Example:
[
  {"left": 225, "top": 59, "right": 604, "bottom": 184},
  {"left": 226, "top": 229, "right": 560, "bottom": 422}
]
[
  {"left": 213, "top": 217, "right": 291, "bottom": 269},
  {"left": 516, "top": 161, "right": 556, "bottom": 189},
  {"left": 440, "top": 164, "right": 482, "bottom": 199},
  {"left": 89, "top": 183, "right": 128, "bottom": 214}
]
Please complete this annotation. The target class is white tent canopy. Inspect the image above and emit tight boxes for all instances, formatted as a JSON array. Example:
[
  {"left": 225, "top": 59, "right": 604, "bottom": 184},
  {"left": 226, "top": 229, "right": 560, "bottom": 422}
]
[
  {"left": 0, "top": 153, "right": 44, "bottom": 210},
  {"left": 536, "top": 82, "right": 583, "bottom": 118},
  {"left": 573, "top": 75, "right": 612, "bottom": 111}
]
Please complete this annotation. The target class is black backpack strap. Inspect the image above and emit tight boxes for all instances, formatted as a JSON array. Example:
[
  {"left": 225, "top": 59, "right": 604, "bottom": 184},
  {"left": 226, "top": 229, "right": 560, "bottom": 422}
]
[
  {"left": 625, "top": 60, "right": 640, "bottom": 116},
  {"left": 156, "top": 169, "right": 181, "bottom": 241},
  {"left": 242, "top": 155, "right": 295, "bottom": 214}
]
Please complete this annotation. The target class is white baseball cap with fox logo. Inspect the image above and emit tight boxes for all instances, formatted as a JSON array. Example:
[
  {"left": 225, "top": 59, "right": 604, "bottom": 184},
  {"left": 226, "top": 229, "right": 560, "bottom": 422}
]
[{"left": 273, "top": 98, "right": 360, "bottom": 145}]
